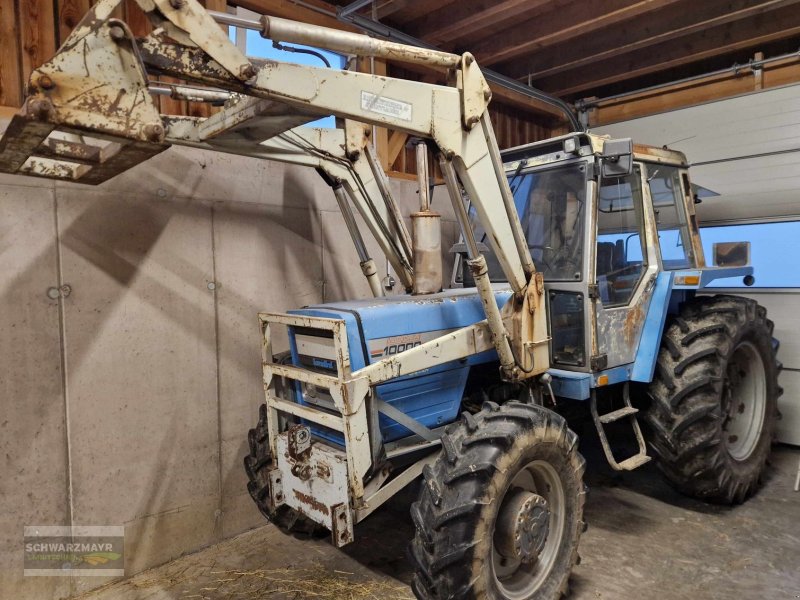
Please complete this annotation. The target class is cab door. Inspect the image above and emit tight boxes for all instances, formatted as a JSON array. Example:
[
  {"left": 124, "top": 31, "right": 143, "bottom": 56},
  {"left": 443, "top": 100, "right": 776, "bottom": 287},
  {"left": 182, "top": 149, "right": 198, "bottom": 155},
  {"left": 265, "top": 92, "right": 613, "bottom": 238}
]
[{"left": 591, "top": 164, "right": 659, "bottom": 370}]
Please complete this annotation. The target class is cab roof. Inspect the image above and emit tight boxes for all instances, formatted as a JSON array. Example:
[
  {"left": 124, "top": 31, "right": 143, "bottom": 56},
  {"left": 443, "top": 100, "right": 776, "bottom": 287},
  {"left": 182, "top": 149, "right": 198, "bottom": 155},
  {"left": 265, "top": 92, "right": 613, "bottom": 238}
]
[{"left": 501, "top": 132, "right": 688, "bottom": 169}]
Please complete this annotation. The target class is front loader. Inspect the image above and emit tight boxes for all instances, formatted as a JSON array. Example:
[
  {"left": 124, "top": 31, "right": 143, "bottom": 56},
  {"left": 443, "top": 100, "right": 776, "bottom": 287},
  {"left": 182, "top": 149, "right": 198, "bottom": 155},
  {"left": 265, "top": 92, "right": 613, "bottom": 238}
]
[{"left": 0, "top": 2, "right": 781, "bottom": 599}]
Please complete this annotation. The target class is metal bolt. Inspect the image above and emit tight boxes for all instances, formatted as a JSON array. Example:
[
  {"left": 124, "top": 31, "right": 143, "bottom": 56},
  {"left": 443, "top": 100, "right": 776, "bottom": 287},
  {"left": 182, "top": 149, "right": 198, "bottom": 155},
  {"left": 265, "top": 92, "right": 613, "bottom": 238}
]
[
  {"left": 239, "top": 63, "right": 257, "bottom": 80},
  {"left": 465, "top": 54, "right": 474, "bottom": 65},
  {"left": 142, "top": 122, "right": 164, "bottom": 142},
  {"left": 27, "top": 98, "right": 53, "bottom": 121},
  {"left": 37, "top": 75, "right": 55, "bottom": 90},
  {"left": 109, "top": 26, "right": 125, "bottom": 42},
  {"left": 484, "top": 88, "right": 492, "bottom": 101},
  {"left": 207, "top": 281, "right": 217, "bottom": 291},
  {"left": 46, "top": 287, "right": 60, "bottom": 300}
]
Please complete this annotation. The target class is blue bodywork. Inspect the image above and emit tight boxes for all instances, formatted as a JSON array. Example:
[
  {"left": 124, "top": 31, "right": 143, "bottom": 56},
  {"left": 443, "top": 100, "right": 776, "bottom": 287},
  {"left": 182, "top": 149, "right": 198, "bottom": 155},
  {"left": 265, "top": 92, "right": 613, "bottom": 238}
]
[
  {"left": 289, "top": 288, "right": 510, "bottom": 443},
  {"left": 288, "top": 265, "right": 753, "bottom": 443}
]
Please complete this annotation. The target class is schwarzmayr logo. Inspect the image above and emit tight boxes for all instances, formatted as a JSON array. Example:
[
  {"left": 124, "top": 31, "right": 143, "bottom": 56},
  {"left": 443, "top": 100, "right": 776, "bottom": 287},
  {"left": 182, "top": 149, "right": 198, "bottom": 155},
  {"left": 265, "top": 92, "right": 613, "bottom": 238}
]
[{"left": 24, "top": 526, "right": 124, "bottom": 577}]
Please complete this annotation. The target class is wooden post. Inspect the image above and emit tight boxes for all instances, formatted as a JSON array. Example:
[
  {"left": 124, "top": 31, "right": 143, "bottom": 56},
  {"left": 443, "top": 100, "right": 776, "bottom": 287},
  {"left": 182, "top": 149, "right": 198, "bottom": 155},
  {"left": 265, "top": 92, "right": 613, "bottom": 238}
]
[
  {"left": 753, "top": 51, "right": 764, "bottom": 91},
  {"left": 57, "top": 0, "right": 92, "bottom": 45},
  {"left": 0, "top": 0, "right": 22, "bottom": 107}
]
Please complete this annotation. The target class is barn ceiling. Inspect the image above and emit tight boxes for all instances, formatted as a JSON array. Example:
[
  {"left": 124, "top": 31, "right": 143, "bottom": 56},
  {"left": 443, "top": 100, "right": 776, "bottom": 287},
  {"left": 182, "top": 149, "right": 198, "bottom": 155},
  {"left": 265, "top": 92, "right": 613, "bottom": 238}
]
[{"left": 324, "top": 0, "right": 800, "bottom": 101}]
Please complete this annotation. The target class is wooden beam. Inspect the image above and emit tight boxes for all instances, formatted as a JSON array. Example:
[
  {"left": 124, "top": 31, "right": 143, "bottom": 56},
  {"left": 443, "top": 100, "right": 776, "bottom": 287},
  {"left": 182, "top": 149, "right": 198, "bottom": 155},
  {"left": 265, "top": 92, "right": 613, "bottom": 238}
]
[
  {"left": 384, "top": 0, "right": 460, "bottom": 25},
  {"left": 230, "top": 0, "right": 357, "bottom": 31},
  {"left": 0, "top": 105, "right": 19, "bottom": 119},
  {"left": 387, "top": 130, "right": 408, "bottom": 166},
  {"left": 503, "top": 0, "right": 800, "bottom": 80},
  {"left": 373, "top": 0, "right": 416, "bottom": 20},
  {"left": 543, "top": 3, "right": 800, "bottom": 96},
  {"left": 410, "top": 0, "right": 551, "bottom": 47},
  {"left": 20, "top": 0, "right": 57, "bottom": 82},
  {"left": 124, "top": 0, "right": 152, "bottom": 35},
  {"left": 0, "top": 0, "right": 21, "bottom": 107},
  {"left": 471, "top": 0, "right": 683, "bottom": 67},
  {"left": 592, "top": 55, "right": 800, "bottom": 125},
  {"left": 57, "top": 0, "right": 92, "bottom": 45}
]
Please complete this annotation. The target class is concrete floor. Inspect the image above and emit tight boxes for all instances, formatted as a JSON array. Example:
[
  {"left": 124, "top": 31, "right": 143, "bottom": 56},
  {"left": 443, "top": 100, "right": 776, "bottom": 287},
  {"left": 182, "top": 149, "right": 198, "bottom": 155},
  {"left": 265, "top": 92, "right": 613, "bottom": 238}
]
[{"left": 75, "top": 445, "right": 800, "bottom": 600}]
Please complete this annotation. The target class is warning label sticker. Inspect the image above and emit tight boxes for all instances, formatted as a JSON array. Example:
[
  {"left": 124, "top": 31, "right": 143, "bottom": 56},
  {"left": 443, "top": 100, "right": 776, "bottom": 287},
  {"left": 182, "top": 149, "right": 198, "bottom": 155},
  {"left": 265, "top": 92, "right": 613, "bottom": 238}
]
[{"left": 360, "top": 91, "right": 413, "bottom": 122}]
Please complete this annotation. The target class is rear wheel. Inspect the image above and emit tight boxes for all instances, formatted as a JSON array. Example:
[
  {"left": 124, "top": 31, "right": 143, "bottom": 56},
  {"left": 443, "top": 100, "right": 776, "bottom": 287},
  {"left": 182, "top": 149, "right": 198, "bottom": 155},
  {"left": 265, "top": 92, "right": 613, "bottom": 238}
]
[
  {"left": 410, "top": 402, "right": 585, "bottom": 600},
  {"left": 645, "top": 295, "right": 781, "bottom": 504}
]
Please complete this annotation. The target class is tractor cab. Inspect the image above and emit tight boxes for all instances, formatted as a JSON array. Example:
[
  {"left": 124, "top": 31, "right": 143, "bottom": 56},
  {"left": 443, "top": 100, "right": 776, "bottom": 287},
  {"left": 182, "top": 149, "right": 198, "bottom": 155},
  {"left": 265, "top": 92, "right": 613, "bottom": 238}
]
[{"left": 453, "top": 132, "right": 720, "bottom": 376}]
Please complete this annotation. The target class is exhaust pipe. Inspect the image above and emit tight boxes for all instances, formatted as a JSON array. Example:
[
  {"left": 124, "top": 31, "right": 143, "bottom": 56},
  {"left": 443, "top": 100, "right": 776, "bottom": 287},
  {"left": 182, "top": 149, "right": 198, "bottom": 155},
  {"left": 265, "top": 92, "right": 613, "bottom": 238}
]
[{"left": 411, "top": 142, "right": 442, "bottom": 295}]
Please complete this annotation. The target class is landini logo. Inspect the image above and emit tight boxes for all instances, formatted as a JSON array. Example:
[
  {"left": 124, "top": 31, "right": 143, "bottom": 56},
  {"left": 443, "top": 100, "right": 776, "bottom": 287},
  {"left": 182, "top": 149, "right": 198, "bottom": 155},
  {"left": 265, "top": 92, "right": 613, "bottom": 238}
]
[{"left": 24, "top": 526, "right": 124, "bottom": 577}]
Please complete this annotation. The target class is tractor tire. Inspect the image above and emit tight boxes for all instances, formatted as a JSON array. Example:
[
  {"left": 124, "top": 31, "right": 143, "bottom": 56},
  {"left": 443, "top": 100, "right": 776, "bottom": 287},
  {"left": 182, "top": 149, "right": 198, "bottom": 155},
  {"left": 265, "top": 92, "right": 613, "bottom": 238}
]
[
  {"left": 244, "top": 401, "right": 323, "bottom": 536},
  {"left": 410, "top": 401, "right": 586, "bottom": 600},
  {"left": 644, "top": 294, "right": 782, "bottom": 504}
]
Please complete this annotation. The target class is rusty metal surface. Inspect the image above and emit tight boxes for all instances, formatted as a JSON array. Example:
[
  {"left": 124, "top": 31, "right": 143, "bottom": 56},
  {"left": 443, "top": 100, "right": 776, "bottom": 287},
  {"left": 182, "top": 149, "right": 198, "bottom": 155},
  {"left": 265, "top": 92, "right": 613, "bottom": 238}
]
[
  {"left": 0, "top": 2, "right": 169, "bottom": 184},
  {"left": 273, "top": 432, "right": 354, "bottom": 546},
  {"left": 411, "top": 211, "right": 442, "bottom": 295}
]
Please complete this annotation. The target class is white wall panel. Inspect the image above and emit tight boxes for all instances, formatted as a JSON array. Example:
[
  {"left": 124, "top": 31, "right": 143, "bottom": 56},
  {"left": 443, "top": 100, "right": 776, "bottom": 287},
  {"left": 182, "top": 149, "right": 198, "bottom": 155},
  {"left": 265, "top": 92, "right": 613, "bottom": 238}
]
[
  {"left": 597, "top": 83, "right": 800, "bottom": 223},
  {"left": 597, "top": 91, "right": 800, "bottom": 445}
]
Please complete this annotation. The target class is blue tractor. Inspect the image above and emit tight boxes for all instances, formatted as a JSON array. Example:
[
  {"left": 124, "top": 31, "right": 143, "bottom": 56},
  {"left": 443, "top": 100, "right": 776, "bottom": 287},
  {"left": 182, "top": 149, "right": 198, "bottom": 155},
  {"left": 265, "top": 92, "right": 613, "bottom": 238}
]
[
  {"left": 0, "top": 2, "right": 776, "bottom": 595},
  {"left": 246, "top": 132, "right": 781, "bottom": 600}
]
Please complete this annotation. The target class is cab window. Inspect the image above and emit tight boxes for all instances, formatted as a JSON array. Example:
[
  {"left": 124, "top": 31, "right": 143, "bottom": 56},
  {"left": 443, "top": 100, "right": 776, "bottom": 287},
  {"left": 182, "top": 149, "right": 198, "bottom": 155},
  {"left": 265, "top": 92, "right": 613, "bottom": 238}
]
[
  {"left": 645, "top": 164, "right": 695, "bottom": 269},
  {"left": 596, "top": 166, "right": 647, "bottom": 306}
]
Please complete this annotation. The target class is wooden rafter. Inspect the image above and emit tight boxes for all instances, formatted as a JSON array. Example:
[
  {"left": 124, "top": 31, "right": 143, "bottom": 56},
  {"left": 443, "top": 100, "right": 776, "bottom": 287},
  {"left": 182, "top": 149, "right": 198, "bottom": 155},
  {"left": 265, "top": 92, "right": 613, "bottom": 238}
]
[
  {"left": 231, "top": 0, "right": 358, "bottom": 31},
  {"left": 410, "top": 0, "right": 552, "bottom": 46},
  {"left": 373, "top": 0, "right": 416, "bottom": 20},
  {"left": 470, "top": 0, "right": 684, "bottom": 67},
  {"left": 542, "top": 2, "right": 800, "bottom": 96},
  {"left": 591, "top": 55, "right": 800, "bottom": 125},
  {"left": 383, "top": 0, "right": 460, "bottom": 25},
  {"left": 502, "top": 0, "right": 800, "bottom": 81}
]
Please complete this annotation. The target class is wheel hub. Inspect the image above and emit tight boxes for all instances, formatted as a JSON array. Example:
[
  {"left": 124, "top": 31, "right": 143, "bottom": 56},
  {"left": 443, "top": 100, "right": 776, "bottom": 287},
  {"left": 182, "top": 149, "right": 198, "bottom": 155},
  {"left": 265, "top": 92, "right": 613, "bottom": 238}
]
[
  {"left": 495, "top": 489, "right": 550, "bottom": 563},
  {"left": 722, "top": 341, "right": 767, "bottom": 461}
]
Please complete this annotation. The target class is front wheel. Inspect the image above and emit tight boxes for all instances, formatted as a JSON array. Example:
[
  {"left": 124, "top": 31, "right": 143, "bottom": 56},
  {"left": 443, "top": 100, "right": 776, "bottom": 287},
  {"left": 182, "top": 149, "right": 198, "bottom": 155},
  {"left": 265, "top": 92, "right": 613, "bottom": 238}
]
[{"left": 410, "top": 402, "right": 586, "bottom": 600}]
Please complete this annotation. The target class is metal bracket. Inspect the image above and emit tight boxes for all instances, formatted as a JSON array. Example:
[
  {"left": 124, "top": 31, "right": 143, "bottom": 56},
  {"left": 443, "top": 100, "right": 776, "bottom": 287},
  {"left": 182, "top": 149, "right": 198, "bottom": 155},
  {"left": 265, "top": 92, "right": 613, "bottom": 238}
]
[
  {"left": 376, "top": 398, "right": 438, "bottom": 442},
  {"left": 287, "top": 424, "right": 312, "bottom": 461}
]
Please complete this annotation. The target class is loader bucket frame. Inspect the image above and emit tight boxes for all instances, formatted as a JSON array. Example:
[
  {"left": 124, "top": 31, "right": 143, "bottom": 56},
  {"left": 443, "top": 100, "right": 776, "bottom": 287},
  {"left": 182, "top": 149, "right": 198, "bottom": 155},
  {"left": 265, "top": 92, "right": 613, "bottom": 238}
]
[{"left": 0, "top": 2, "right": 172, "bottom": 183}]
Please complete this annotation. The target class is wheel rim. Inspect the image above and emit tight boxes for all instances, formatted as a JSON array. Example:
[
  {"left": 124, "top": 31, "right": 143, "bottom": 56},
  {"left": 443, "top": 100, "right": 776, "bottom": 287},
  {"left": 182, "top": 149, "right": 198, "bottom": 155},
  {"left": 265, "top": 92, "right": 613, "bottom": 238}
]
[
  {"left": 723, "top": 340, "right": 767, "bottom": 461},
  {"left": 491, "top": 460, "right": 565, "bottom": 599}
]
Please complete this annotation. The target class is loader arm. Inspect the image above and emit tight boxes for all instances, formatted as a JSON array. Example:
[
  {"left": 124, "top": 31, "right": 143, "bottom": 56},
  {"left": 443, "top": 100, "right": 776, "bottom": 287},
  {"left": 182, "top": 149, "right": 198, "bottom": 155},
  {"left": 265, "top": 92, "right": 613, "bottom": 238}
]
[{"left": 0, "top": 0, "right": 549, "bottom": 379}]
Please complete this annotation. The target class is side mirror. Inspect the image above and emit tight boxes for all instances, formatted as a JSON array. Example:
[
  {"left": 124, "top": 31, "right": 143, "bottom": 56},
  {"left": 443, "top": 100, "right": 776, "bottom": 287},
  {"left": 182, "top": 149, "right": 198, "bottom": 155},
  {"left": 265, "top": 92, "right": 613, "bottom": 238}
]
[{"left": 600, "top": 138, "right": 633, "bottom": 178}]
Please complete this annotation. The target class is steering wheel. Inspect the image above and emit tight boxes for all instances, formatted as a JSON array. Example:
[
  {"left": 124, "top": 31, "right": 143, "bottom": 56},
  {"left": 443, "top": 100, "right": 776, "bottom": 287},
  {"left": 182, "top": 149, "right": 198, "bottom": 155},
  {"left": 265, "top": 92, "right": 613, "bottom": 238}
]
[{"left": 528, "top": 244, "right": 554, "bottom": 272}]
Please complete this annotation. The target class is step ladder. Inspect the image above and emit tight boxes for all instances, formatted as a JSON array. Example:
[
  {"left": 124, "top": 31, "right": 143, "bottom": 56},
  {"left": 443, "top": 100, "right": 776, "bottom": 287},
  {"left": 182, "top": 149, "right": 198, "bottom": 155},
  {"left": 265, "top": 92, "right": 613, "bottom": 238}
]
[{"left": 590, "top": 382, "right": 651, "bottom": 471}]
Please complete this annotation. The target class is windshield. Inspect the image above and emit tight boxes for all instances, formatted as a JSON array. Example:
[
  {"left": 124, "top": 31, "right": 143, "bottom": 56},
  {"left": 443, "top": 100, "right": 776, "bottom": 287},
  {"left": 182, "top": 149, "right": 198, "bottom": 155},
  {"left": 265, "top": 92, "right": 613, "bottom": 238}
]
[{"left": 463, "top": 163, "right": 587, "bottom": 283}]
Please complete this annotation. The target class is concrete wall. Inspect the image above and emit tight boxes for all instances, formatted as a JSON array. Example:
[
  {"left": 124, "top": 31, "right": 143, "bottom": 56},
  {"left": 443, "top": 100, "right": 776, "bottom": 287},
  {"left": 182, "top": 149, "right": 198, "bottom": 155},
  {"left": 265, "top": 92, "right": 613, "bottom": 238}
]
[{"left": 0, "top": 125, "right": 459, "bottom": 598}]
